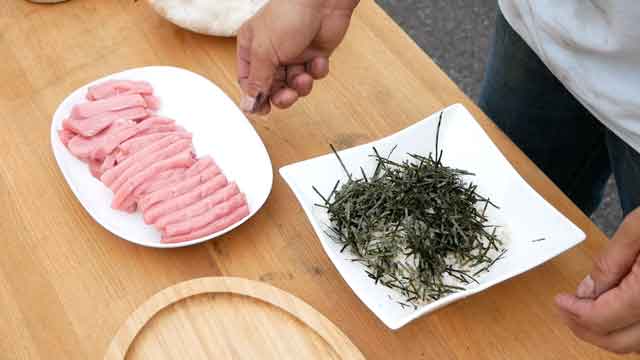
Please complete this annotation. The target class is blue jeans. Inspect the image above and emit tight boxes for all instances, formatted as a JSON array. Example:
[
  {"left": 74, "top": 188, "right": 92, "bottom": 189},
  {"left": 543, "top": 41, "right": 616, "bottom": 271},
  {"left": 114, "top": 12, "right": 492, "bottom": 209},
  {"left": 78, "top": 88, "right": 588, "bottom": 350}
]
[{"left": 478, "top": 11, "right": 640, "bottom": 218}]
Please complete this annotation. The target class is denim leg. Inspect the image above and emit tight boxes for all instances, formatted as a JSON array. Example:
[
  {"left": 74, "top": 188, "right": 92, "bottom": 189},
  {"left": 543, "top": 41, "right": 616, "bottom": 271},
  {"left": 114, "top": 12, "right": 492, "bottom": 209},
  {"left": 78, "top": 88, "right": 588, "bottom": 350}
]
[
  {"left": 478, "top": 10, "right": 611, "bottom": 216},
  {"left": 606, "top": 131, "right": 640, "bottom": 217}
]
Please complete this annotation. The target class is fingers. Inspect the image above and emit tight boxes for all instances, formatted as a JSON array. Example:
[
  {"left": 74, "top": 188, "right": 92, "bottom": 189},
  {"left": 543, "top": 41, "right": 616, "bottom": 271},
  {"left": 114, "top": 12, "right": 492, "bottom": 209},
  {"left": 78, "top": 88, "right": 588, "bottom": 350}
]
[
  {"left": 285, "top": 64, "right": 312, "bottom": 96},
  {"left": 245, "top": 47, "right": 276, "bottom": 108},
  {"left": 307, "top": 57, "right": 330, "bottom": 79},
  {"left": 274, "top": 66, "right": 287, "bottom": 83},
  {"left": 268, "top": 63, "right": 315, "bottom": 109},
  {"left": 237, "top": 20, "right": 328, "bottom": 114},
  {"left": 556, "top": 259, "right": 640, "bottom": 334},
  {"left": 554, "top": 206, "right": 640, "bottom": 354},
  {"left": 287, "top": 57, "right": 327, "bottom": 98},
  {"left": 291, "top": 73, "right": 314, "bottom": 97},
  {"left": 236, "top": 24, "right": 252, "bottom": 82},
  {"left": 580, "top": 207, "right": 640, "bottom": 298},
  {"left": 269, "top": 66, "right": 287, "bottom": 94},
  {"left": 561, "top": 311, "right": 640, "bottom": 354},
  {"left": 237, "top": 23, "right": 277, "bottom": 113},
  {"left": 285, "top": 64, "right": 305, "bottom": 84},
  {"left": 271, "top": 88, "right": 299, "bottom": 109}
]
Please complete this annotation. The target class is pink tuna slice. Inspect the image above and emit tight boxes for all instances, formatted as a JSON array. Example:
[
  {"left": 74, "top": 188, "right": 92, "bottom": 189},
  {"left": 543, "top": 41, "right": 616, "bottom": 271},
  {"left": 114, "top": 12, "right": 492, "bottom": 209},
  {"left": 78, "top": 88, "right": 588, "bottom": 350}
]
[
  {"left": 119, "top": 120, "right": 182, "bottom": 142},
  {"left": 133, "top": 157, "right": 215, "bottom": 200},
  {"left": 58, "top": 128, "right": 76, "bottom": 147},
  {"left": 86, "top": 80, "right": 153, "bottom": 101},
  {"left": 119, "top": 196, "right": 139, "bottom": 213},
  {"left": 136, "top": 124, "right": 183, "bottom": 136},
  {"left": 133, "top": 168, "right": 188, "bottom": 198},
  {"left": 115, "top": 149, "right": 127, "bottom": 164},
  {"left": 138, "top": 165, "right": 220, "bottom": 212},
  {"left": 99, "top": 153, "right": 118, "bottom": 174},
  {"left": 161, "top": 205, "right": 250, "bottom": 244},
  {"left": 118, "top": 126, "right": 188, "bottom": 151},
  {"left": 88, "top": 158, "right": 104, "bottom": 179},
  {"left": 91, "top": 116, "right": 175, "bottom": 160},
  {"left": 71, "top": 94, "right": 147, "bottom": 119},
  {"left": 184, "top": 157, "right": 217, "bottom": 176},
  {"left": 66, "top": 120, "right": 131, "bottom": 160},
  {"left": 109, "top": 139, "right": 193, "bottom": 193},
  {"left": 155, "top": 182, "right": 239, "bottom": 230},
  {"left": 118, "top": 167, "right": 189, "bottom": 212},
  {"left": 143, "top": 174, "right": 228, "bottom": 225},
  {"left": 112, "top": 151, "right": 195, "bottom": 210},
  {"left": 101, "top": 133, "right": 190, "bottom": 186},
  {"left": 163, "top": 193, "right": 246, "bottom": 237},
  {"left": 63, "top": 107, "right": 149, "bottom": 137},
  {"left": 143, "top": 95, "right": 161, "bottom": 111},
  {"left": 120, "top": 166, "right": 188, "bottom": 211},
  {"left": 118, "top": 131, "right": 190, "bottom": 157},
  {"left": 137, "top": 116, "right": 175, "bottom": 127}
]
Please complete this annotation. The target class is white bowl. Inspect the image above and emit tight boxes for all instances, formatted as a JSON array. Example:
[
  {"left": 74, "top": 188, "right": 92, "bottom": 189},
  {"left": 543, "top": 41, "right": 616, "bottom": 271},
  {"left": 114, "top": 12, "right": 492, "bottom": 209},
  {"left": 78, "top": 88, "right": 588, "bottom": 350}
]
[
  {"left": 279, "top": 104, "right": 585, "bottom": 330},
  {"left": 50, "top": 66, "right": 273, "bottom": 248},
  {"left": 147, "top": 0, "right": 268, "bottom": 37}
]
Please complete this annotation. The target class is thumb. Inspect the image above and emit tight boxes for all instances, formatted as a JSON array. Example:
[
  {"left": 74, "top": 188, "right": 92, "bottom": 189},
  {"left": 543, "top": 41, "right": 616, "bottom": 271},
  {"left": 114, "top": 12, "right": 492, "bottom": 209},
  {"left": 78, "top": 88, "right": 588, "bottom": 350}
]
[
  {"left": 237, "top": 24, "right": 277, "bottom": 113},
  {"left": 578, "top": 207, "right": 640, "bottom": 299},
  {"left": 555, "top": 293, "right": 591, "bottom": 319}
]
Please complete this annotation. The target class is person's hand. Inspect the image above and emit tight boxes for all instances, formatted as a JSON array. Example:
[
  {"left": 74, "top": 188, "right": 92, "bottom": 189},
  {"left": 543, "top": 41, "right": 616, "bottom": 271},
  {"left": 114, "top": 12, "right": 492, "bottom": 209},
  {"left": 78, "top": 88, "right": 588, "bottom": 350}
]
[
  {"left": 556, "top": 207, "right": 640, "bottom": 354},
  {"left": 236, "top": 0, "right": 359, "bottom": 114}
]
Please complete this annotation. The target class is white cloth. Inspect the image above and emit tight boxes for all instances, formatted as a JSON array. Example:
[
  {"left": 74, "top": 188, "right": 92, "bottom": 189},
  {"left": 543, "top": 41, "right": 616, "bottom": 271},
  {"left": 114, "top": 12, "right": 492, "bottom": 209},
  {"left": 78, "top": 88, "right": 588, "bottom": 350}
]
[{"left": 498, "top": 0, "right": 640, "bottom": 152}]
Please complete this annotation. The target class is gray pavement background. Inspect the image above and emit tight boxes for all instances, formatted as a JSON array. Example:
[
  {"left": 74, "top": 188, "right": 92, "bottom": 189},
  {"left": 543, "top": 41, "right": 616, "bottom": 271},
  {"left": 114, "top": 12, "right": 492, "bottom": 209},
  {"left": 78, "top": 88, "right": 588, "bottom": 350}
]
[{"left": 376, "top": 0, "right": 622, "bottom": 236}]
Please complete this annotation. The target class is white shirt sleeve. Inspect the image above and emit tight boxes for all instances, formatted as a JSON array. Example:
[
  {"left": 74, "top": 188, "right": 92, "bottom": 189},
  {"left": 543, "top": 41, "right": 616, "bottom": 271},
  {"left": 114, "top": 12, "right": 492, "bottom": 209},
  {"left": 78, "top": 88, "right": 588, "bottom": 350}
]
[{"left": 499, "top": 0, "right": 640, "bottom": 152}]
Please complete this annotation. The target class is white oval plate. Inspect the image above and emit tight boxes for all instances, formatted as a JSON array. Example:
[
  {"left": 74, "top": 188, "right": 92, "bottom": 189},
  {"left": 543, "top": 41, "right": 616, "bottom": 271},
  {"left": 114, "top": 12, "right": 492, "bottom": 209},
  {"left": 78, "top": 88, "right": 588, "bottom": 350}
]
[
  {"left": 279, "top": 104, "right": 585, "bottom": 330},
  {"left": 51, "top": 66, "right": 273, "bottom": 248}
]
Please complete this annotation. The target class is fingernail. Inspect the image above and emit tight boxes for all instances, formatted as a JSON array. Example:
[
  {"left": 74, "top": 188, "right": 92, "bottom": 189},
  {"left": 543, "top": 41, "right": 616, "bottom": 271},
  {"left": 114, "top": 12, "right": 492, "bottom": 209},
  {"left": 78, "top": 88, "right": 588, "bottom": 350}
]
[
  {"left": 240, "top": 94, "right": 256, "bottom": 112},
  {"left": 576, "top": 275, "right": 595, "bottom": 299}
]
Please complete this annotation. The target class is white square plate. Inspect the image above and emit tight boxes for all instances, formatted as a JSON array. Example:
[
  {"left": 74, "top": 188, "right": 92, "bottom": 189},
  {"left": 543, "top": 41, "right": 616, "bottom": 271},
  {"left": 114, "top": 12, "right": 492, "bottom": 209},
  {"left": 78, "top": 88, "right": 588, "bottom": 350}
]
[
  {"left": 279, "top": 104, "right": 585, "bottom": 330},
  {"left": 51, "top": 66, "right": 273, "bottom": 248}
]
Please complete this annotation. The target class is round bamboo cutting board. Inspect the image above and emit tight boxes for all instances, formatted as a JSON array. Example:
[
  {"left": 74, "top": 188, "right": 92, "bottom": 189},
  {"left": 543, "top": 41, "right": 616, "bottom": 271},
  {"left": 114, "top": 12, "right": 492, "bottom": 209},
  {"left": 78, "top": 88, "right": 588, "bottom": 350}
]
[{"left": 105, "top": 277, "right": 365, "bottom": 359}]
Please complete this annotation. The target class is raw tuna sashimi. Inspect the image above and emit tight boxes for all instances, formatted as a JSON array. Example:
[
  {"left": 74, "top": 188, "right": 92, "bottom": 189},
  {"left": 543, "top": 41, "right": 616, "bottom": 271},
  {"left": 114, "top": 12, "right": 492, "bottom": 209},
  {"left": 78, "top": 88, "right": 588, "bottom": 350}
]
[
  {"left": 109, "top": 139, "right": 193, "bottom": 193},
  {"left": 138, "top": 165, "right": 220, "bottom": 212},
  {"left": 143, "top": 95, "right": 161, "bottom": 111},
  {"left": 91, "top": 116, "right": 175, "bottom": 160},
  {"left": 58, "top": 128, "right": 76, "bottom": 147},
  {"left": 86, "top": 80, "right": 153, "bottom": 101},
  {"left": 143, "top": 175, "right": 228, "bottom": 224},
  {"left": 71, "top": 94, "right": 147, "bottom": 119},
  {"left": 59, "top": 79, "right": 249, "bottom": 243},
  {"left": 163, "top": 193, "right": 246, "bottom": 237},
  {"left": 63, "top": 107, "right": 149, "bottom": 137},
  {"left": 101, "top": 134, "right": 190, "bottom": 186},
  {"left": 66, "top": 120, "right": 132, "bottom": 160},
  {"left": 112, "top": 150, "right": 195, "bottom": 210},
  {"left": 154, "top": 182, "right": 239, "bottom": 229},
  {"left": 162, "top": 205, "right": 250, "bottom": 244}
]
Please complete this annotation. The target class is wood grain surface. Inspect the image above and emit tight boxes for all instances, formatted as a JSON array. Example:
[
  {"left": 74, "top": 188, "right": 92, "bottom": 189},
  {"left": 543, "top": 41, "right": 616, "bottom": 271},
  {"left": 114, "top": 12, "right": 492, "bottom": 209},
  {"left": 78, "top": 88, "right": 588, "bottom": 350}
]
[
  {"left": 105, "top": 277, "right": 364, "bottom": 359},
  {"left": 0, "top": 0, "right": 625, "bottom": 359}
]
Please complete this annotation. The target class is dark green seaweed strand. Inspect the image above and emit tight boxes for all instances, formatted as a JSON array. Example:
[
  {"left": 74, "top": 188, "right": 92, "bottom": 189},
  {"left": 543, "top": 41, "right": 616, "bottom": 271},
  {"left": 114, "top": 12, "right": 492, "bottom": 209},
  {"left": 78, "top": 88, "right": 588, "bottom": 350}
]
[{"left": 314, "top": 112, "right": 505, "bottom": 305}]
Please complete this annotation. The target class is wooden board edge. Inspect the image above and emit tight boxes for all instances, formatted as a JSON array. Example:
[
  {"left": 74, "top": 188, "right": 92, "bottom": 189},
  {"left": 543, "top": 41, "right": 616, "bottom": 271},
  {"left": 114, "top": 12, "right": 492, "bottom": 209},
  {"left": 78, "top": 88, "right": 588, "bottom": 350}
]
[{"left": 104, "top": 277, "right": 365, "bottom": 359}]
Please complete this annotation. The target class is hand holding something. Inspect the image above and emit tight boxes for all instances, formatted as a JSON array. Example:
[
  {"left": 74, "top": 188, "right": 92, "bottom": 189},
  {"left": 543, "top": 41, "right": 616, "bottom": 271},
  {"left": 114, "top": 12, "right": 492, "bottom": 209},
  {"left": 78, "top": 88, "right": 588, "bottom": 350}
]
[
  {"left": 236, "top": 0, "right": 359, "bottom": 114},
  {"left": 556, "top": 207, "right": 640, "bottom": 354}
]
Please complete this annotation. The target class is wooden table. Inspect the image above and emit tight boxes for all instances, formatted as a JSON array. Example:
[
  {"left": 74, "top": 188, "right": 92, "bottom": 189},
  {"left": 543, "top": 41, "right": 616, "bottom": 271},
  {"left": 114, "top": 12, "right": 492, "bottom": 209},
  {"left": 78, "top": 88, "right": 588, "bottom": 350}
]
[{"left": 0, "top": 1, "right": 625, "bottom": 359}]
